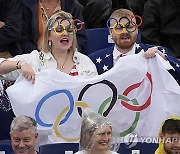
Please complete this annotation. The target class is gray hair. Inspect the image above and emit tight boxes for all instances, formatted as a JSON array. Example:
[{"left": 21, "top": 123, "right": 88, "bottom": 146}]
[
  {"left": 79, "top": 109, "right": 114, "bottom": 151},
  {"left": 10, "top": 115, "right": 37, "bottom": 134}
]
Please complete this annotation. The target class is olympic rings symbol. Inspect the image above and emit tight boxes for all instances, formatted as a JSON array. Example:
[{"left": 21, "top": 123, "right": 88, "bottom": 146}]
[
  {"left": 106, "top": 15, "right": 142, "bottom": 34},
  {"left": 48, "top": 18, "right": 84, "bottom": 36},
  {"left": 35, "top": 72, "right": 152, "bottom": 141}
]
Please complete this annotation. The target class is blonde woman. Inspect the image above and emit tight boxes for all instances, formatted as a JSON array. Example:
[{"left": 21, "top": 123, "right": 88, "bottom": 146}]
[{"left": 0, "top": 11, "right": 98, "bottom": 83}]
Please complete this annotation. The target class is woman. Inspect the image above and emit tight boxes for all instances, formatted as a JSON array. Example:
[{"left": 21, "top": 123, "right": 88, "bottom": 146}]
[
  {"left": 20, "top": 0, "right": 87, "bottom": 53},
  {"left": 75, "top": 108, "right": 120, "bottom": 154},
  {"left": 0, "top": 11, "right": 98, "bottom": 83}
]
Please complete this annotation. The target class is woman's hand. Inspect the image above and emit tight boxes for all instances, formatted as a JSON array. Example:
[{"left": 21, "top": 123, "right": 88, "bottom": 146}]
[{"left": 19, "top": 62, "right": 35, "bottom": 84}]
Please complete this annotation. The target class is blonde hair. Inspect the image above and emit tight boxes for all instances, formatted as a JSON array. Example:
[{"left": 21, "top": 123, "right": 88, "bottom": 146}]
[
  {"left": 110, "top": 9, "right": 134, "bottom": 19},
  {"left": 42, "top": 11, "right": 77, "bottom": 53}
]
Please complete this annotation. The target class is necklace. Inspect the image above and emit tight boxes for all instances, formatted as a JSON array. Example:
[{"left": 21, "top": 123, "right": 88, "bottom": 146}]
[
  {"left": 58, "top": 53, "right": 69, "bottom": 72},
  {"left": 42, "top": 0, "right": 59, "bottom": 11}
]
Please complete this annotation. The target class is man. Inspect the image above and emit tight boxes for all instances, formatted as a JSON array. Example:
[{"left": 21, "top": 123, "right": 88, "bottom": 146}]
[
  {"left": 77, "top": 0, "right": 130, "bottom": 29},
  {"left": 10, "top": 116, "right": 38, "bottom": 154},
  {"left": 0, "top": 0, "right": 22, "bottom": 57},
  {"left": 141, "top": 0, "right": 180, "bottom": 59},
  {"left": 89, "top": 9, "right": 180, "bottom": 85},
  {"left": 155, "top": 117, "right": 180, "bottom": 154}
]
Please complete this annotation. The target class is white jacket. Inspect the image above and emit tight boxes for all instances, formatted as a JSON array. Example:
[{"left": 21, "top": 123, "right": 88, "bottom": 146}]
[{"left": 0, "top": 49, "right": 98, "bottom": 80}]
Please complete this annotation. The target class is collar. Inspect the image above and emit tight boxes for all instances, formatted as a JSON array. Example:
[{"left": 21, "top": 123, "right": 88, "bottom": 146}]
[
  {"left": 42, "top": 51, "right": 54, "bottom": 60},
  {"left": 113, "top": 43, "right": 136, "bottom": 61},
  {"left": 73, "top": 49, "right": 80, "bottom": 64}
]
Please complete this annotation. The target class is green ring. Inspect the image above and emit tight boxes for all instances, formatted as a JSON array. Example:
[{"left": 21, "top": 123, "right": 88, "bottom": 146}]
[{"left": 98, "top": 95, "right": 140, "bottom": 137}]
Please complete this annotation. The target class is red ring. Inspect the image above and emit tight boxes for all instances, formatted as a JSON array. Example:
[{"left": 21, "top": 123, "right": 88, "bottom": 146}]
[
  {"left": 121, "top": 72, "right": 152, "bottom": 111},
  {"left": 130, "top": 15, "right": 143, "bottom": 28}
]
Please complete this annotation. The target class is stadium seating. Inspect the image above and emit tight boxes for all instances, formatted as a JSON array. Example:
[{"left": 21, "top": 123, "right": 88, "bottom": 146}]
[
  {"left": 85, "top": 28, "right": 141, "bottom": 55},
  {"left": 39, "top": 143, "right": 79, "bottom": 154},
  {"left": 38, "top": 142, "right": 158, "bottom": 154},
  {"left": 85, "top": 28, "right": 114, "bottom": 55},
  {"left": 0, "top": 140, "right": 13, "bottom": 154}
]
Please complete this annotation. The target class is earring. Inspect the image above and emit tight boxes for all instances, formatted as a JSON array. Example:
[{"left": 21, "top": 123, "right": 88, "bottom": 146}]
[{"left": 48, "top": 40, "right": 52, "bottom": 48}]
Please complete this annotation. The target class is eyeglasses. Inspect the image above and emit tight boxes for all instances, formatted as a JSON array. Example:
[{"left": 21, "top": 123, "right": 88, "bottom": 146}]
[
  {"left": 107, "top": 15, "right": 142, "bottom": 34},
  {"left": 51, "top": 24, "right": 75, "bottom": 35},
  {"left": 48, "top": 18, "right": 84, "bottom": 35}
]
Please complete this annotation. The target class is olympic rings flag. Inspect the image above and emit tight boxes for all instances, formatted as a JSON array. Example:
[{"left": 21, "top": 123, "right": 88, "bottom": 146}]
[{"left": 7, "top": 52, "right": 180, "bottom": 146}]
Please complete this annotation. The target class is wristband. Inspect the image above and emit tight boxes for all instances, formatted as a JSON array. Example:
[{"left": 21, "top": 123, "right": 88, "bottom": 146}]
[
  {"left": 16, "top": 61, "right": 26, "bottom": 69},
  {"left": 16, "top": 61, "right": 21, "bottom": 69}
]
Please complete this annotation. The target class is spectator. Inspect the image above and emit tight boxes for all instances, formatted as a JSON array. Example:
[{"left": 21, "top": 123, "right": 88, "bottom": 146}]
[
  {"left": 0, "top": 11, "right": 97, "bottom": 83},
  {"left": 155, "top": 116, "right": 180, "bottom": 154},
  {"left": 75, "top": 108, "right": 120, "bottom": 154},
  {"left": 78, "top": 0, "right": 112, "bottom": 29},
  {"left": 89, "top": 9, "right": 180, "bottom": 85},
  {"left": 20, "top": 0, "right": 87, "bottom": 53},
  {"left": 77, "top": 0, "right": 130, "bottom": 29},
  {"left": 0, "top": 76, "right": 15, "bottom": 141},
  {"left": 0, "top": 0, "right": 22, "bottom": 57},
  {"left": 141, "top": 0, "right": 180, "bottom": 59},
  {"left": 126, "top": 0, "right": 148, "bottom": 17},
  {"left": 10, "top": 115, "right": 38, "bottom": 154},
  {"left": 0, "top": 0, "right": 22, "bottom": 141}
]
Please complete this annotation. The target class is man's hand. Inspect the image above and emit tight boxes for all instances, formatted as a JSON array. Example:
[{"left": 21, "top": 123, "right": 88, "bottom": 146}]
[
  {"left": 144, "top": 47, "right": 166, "bottom": 60},
  {"left": 0, "top": 21, "right": 5, "bottom": 28}
]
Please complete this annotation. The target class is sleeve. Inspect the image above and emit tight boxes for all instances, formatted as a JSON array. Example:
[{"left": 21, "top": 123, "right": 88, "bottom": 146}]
[
  {"left": 1, "top": 51, "right": 38, "bottom": 81},
  {"left": 157, "top": 46, "right": 180, "bottom": 85},
  {"left": 82, "top": 0, "right": 112, "bottom": 28},
  {"left": 140, "top": 0, "right": 161, "bottom": 45},
  {"left": 0, "top": 0, "right": 22, "bottom": 46},
  {"left": 20, "top": 2, "right": 39, "bottom": 53}
]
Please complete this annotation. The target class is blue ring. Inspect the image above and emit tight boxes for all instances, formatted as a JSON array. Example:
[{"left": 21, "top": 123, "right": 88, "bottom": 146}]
[
  {"left": 106, "top": 17, "right": 118, "bottom": 29},
  {"left": 35, "top": 89, "right": 74, "bottom": 127}
]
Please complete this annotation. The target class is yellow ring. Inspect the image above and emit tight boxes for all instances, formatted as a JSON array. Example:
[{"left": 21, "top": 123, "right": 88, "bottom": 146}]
[
  {"left": 113, "top": 22, "right": 125, "bottom": 34},
  {"left": 54, "top": 24, "right": 65, "bottom": 35},
  {"left": 52, "top": 101, "right": 89, "bottom": 142}
]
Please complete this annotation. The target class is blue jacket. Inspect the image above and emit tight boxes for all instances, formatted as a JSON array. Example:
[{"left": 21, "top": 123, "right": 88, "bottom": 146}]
[{"left": 89, "top": 43, "right": 180, "bottom": 84}]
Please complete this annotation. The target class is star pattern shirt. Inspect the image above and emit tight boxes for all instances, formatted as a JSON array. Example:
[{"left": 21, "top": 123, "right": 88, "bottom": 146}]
[{"left": 89, "top": 43, "right": 180, "bottom": 84}]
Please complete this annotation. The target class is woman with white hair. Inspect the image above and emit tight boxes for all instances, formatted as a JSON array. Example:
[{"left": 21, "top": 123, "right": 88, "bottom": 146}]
[{"left": 75, "top": 108, "right": 120, "bottom": 154}]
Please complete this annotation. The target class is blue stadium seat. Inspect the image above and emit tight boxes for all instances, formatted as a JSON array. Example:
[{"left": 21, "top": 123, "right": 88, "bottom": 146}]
[
  {"left": 85, "top": 28, "right": 114, "bottom": 55},
  {"left": 39, "top": 143, "right": 79, "bottom": 154},
  {"left": 85, "top": 28, "right": 141, "bottom": 55},
  {"left": 39, "top": 142, "right": 157, "bottom": 154},
  {"left": 0, "top": 140, "right": 13, "bottom": 154},
  {"left": 119, "top": 142, "right": 158, "bottom": 154}
]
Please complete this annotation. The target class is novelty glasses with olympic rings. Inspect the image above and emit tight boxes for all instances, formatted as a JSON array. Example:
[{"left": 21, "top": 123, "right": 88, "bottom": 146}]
[
  {"left": 48, "top": 17, "right": 84, "bottom": 35},
  {"left": 106, "top": 15, "right": 142, "bottom": 34}
]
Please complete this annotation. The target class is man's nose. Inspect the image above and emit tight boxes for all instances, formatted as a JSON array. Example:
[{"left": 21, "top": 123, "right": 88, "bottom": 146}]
[{"left": 18, "top": 140, "right": 25, "bottom": 147}]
